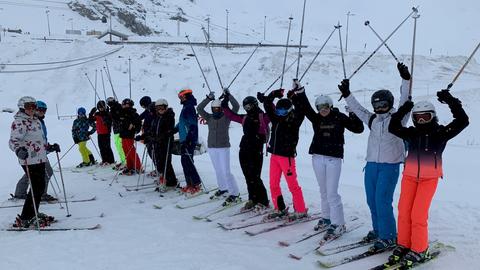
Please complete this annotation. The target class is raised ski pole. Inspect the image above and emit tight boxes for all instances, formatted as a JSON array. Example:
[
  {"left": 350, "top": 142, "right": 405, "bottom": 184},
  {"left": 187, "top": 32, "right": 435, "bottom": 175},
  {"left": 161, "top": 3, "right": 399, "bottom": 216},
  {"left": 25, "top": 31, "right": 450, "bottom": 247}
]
[
  {"left": 409, "top": 10, "right": 420, "bottom": 97},
  {"left": 280, "top": 17, "right": 294, "bottom": 89},
  {"left": 202, "top": 27, "right": 225, "bottom": 91},
  {"left": 263, "top": 58, "right": 298, "bottom": 94},
  {"left": 226, "top": 42, "right": 261, "bottom": 90},
  {"left": 185, "top": 35, "right": 213, "bottom": 93},
  {"left": 446, "top": 41, "right": 480, "bottom": 90},
  {"left": 299, "top": 26, "right": 337, "bottom": 82},
  {"left": 348, "top": 6, "right": 419, "bottom": 80},
  {"left": 295, "top": 0, "right": 308, "bottom": 79},
  {"left": 100, "top": 69, "right": 107, "bottom": 101},
  {"left": 365, "top": 21, "right": 399, "bottom": 62},
  {"left": 24, "top": 160, "right": 41, "bottom": 232},
  {"left": 55, "top": 151, "right": 71, "bottom": 217},
  {"left": 85, "top": 73, "right": 102, "bottom": 101},
  {"left": 335, "top": 22, "right": 347, "bottom": 79}
]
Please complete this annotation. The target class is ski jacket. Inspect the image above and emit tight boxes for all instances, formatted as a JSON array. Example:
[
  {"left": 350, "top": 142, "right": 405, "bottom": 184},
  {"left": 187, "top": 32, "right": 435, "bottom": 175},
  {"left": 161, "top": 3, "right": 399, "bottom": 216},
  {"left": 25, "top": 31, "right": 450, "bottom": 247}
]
[
  {"left": 38, "top": 116, "right": 48, "bottom": 143},
  {"left": 118, "top": 107, "right": 142, "bottom": 139},
  {"left": 263, "top": 95, "right": 305, "bottom": 157},
  {"left": 222, "top": 97, "right": 270, "bottom": 152},
  {"left": 109, "top": 102, "right": 122, "bottom": 134},
  {"left": 389, "top": 99, "right": 469, "bottom": 179},
  {"left": 296, "top": 92, "right": 364, "bottom": 158},
  {"left": 345, "top": 79, "right": 410, "bottom": 164},
  {"left": 72, "top": 116, "right": 96, "bottom": 143},
  {"left": 9, "top": 111, "right": 48, "bottom": 165},
  {"left": 197, "top": 95, "right": 239, "bottom": 148},
  {"left": 140, "top": 105, "right": 155, "bottom": 134},
  {"left": 175, "top": 96, "right": 199, "bottom": 144},
  {"left": 146, "top": 108, "right": 176, "bottom": 149},
  {"left": 90, "top": 109, "right": 112, "bottom": 135}
]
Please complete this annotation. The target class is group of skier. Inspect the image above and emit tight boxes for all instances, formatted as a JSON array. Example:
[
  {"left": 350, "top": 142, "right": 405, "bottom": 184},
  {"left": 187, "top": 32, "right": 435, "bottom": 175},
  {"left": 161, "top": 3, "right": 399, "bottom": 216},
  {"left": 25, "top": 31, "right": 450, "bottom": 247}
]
[{"left": 8, "top": 59, "right": 469, "bottom": 268}]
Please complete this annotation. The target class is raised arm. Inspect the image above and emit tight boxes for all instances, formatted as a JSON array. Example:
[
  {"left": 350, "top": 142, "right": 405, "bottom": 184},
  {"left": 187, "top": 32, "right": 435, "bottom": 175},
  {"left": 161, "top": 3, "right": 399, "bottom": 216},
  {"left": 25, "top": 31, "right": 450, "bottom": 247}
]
[
  {"left": 341, "top": 110, "right": 364, "bottom": 134},
  {"left": 229, "top": 93, "right": 240, "bottom": 113},
  {"left": 197, "top": 96, "right": 212, "bottom": 120},
  {"left": 221, "top": 94, "right": 244, "bottom": 124},
  {"left": 388, "top": 100, "right": 414, "bottom": 140},
  {"left": 437, "top": 90, "right": 469, "bottom": 141}
]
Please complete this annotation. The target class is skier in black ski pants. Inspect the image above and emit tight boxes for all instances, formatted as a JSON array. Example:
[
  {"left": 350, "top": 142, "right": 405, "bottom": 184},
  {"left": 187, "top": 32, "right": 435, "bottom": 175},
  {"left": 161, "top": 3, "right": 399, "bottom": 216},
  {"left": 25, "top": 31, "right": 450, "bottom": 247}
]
[{"left": 222, "top": 92, "right": 270, "bottom": 210}]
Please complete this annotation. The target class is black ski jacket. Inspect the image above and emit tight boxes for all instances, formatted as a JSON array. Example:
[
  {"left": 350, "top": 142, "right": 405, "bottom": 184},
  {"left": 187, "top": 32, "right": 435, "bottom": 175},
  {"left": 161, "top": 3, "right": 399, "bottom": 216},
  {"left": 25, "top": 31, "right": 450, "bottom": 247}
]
[{"left": 116, "top": 107, "right": 142, "bottom": 139}]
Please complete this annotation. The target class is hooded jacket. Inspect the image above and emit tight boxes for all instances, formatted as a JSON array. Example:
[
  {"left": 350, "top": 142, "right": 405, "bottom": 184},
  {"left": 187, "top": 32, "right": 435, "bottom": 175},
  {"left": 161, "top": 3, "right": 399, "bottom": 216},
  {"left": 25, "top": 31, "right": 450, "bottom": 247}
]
[
  {"left": 72, "top": 116, "right": 96, "bottom": 143},
  {"left": 89, "top": 109, "right": 112, "bottom": 135},
  {"left": 146, "top": 108, "right": 176, "bottom": 148},
  {"left": 118, "top": 107, "right": 142, "bottom": 139},
  {"left": 176, "top": 95, "right": 199, "bottom": 144}
]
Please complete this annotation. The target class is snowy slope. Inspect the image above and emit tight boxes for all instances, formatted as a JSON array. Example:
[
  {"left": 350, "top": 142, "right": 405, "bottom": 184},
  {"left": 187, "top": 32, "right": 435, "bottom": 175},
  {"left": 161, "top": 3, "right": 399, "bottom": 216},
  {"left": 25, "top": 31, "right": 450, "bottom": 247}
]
[{"left": 0, "top": 1, "right": 480, "bottom": 270}]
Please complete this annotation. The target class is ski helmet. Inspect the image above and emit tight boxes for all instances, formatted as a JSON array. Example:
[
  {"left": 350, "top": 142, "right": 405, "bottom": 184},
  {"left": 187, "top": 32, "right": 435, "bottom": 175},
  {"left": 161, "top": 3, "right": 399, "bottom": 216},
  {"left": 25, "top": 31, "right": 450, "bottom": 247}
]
[
  {"left": 412, "top": 101, "right": 436, "bottom": 124},
  {"left": 155, "top": 98, "right": 168, "bottom": 107},
  {"left": 371, "top": 90, "right": 394, "bottom": 113},
  {"left": 17, "top": 96, "right": 36, "bottom": 109},
  {"left": 275, "top": 98, "right": 293, "bottom": 116},
  {"left": 106, "top": 96, "right": 117, "bottom": 106},
  {"left": 36, "top": 100, "right": 47, "bottom": 110},
  {"left": 97, "top": 100, "right": 106, "bottom": 109},
  {"left": 315, "top": 95, "right": 333, "bottom": 111},
  {"left": 242, "top": 96, "right": 258, "bottom": 112},
  {"left": 178, "top": 88, "right": 193, "bottom": 99},
  {"left": 139, "top": 96, "right": 152, "bottom": 108},
  {"left": 211, "top": 99, "right": 222, "bottom": 108},
  {"left": 122, "top": 98, "right": 134, "bottom": 107},
  {"left": 77, "top": 107, "right": 86, "bottom": 116}
]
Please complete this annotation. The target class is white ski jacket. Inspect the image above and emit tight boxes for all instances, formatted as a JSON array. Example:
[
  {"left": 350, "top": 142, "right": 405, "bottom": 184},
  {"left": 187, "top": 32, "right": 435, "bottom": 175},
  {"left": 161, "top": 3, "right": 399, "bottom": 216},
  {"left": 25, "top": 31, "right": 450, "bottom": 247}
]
[
  {"left": 345, "top": 79, "right": 410, "bottom": 164},
  {"left": 9, "top": 111, "right": 48, "bottom": 165}
]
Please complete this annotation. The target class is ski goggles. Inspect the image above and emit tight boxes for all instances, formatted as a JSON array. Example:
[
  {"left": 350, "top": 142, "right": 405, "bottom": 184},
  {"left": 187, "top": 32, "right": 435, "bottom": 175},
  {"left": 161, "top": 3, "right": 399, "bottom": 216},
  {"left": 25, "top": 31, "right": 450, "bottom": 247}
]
[
  {"left": 275, "top": 107, "right": 292, "bottom": 116},
  {"left": 155, "top": 105, "right": 167, "bottom": 111},
  {"left": 36, "top": 108, "right": 47, "bottom": 112},
  {"left": 413, "top": 111, "right": 434, "bottom": 124},
  {"left": 316, "top": 103, "right": 331, "bottom": 111},
  {"left": 243, "top": 103, "right": 257, "bottom": 112},
  {"left": 372, "top": 100, "right": 390, "bottom": 110},
  {"left": 24, "top": 102, "right": 37, "bottom": 110}
]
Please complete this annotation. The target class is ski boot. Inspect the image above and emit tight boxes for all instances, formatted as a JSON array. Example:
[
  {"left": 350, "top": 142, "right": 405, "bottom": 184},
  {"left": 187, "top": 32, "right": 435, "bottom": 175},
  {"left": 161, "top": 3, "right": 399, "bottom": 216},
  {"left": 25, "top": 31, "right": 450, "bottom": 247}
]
[
  {"left": 222, "top": 195, "right": 241, "bottom": 207},
  {"left": 13, "top": 215, "right": 33, "bottom": 228},
  {"left": 265, "top": 208, "right": 289, "bottom": 221},
  {"left": 76, "top": 162, "right": 91, "bottom": 168},
  {"left": 38, "top": 212, "right": 55, "bottom": 225},
  {"left": 9, "top": 194, "right": 26, "bottom": 201},
  {"left": 88, "top": 154, "right": 97, "bottom": 166},
  {"left": 41, "top": 194, "right": 58, "bottom": 202},
  {"left": 400, "top": 249, "right": 431, "bottom": 269},
  {"left": 210, "top": 189, "right": 228, "bottom": 200},
  {"left": 120, "top": 168, "right": 135, "bottom": 176},
  {"left": 363, "top": 230, "right": 378, "bottom": 242},
  {"left": 187, "top": 184, "right": 202, "bottom": 196},
  {"left": 240, "top": 200, "right": 255, "bottom": 212},
  {"left": 288, "top": 211, "right": 308, "bottom": 222},
  {"left": 314, "top": 217, "right": 331, "bottom": 231},
  {"left": 113, "top": 163, "right": 124, "bottom": 171},
  {"left": 386, "top": 245, "right": 410, "bottom": 266},
  {"left": 147, "top": 171, "right": 158, "bottom": 178},
  {"left": 369, "top": 238, "right": 396, "bottom": 252},
  {"left": 323, "top": 224, "right": 346, "bottom": 240}
]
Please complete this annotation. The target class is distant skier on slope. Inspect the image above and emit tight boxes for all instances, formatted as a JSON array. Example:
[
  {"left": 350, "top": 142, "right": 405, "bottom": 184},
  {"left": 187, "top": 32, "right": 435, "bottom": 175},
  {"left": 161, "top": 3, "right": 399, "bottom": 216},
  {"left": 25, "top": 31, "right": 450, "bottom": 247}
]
[
  {"left": 222, "top": 92, "right": 270, "bottom": 211},
  {"left": 72, "top": 107, "right": 96, "bottom": 168},
  {"left": 257, "top": 84, "right": 307, "bottom": 221},
  {"left": 385, "top": 90, "right": 469, "bottom": 267},
  {"left": 89, "top": 100, "right": 115, "bottom": 166},
  {"left": 294, "top": 80, "right": 364, "bottom": 239},
  {"left": 337, "top": 63, "right": 411, "bottom": 251},
  {"left": 197, "top": 90, "right": 241, "bottom": 206}
]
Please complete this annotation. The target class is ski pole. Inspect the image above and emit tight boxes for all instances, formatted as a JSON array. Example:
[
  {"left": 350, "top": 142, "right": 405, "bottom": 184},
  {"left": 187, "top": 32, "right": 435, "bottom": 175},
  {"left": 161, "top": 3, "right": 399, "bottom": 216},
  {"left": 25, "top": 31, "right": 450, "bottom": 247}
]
[
  {"left": 263, "top": 58, "right": 298, "bottom": 94},
  {"left": 109, "top": 142, "right": 135, "bottom": 186},
  {"left": 104, "top": 59, "right": 118, "bottom": 100},
  {"left": 94, "top": 69, "right": 98, "bottom": 108},
  {"left": 185, "top": 35, "right": 213, "bottom": 93},
  {"left": 55, "top": 151, "right": 71, "bottom": 217},
  {"left": 348, "top": 6, "right": 419, "bottom": 80},
  {"left": 185, "top": 146, "right": 209, "bottom": 194},
  {"left": 364, "top": 21, "right": 399, "bottom": 62},
  {"left": 295, "top": 0, "right": 308, "bottom": 79},
  {"left": 48, "top": 169, "right": 64, "bottom": 209},
  {"left": 85, "top": 73, "right": 102, "bottom": 101},
  {"left": 280, "top": 17, "right": 294, "bottom": 89},
  {"left": 446, "top": 41, "right": 480, "bottom": 90},
  {"left": 409, "top": 11, "right": 420, "bottom": 97},
  {"left": 226, "top": 42, "right": 261, "bottom": 90},
  {"left": 202, "top": 27, "right": 225, "bottom": 90},
  {"left": 47, "top": 157, "right": 62, "bottom": 194},
  {"left": 100, "top": 69, "right": 107, "bottom": 101},
  {"left": 50, "top": 142, "right": 75, "bottom": 169},
  {"left": 162, "top": 137, "right": 171, "bottom": 186},
  {"left": 335, "top": 22, "right": 347, "bottom": 79},
  {"left": 89, "top": 138, "right": 101, "bottom": 157},
  {"left": 299, "top": 26, "right": 337, "bottom": 82},
  {"left": 135, "top": 145, "right": 147, "bottom": 190},
  {"left": 24, "top": 160, "right": 41, "bottom": 232}
]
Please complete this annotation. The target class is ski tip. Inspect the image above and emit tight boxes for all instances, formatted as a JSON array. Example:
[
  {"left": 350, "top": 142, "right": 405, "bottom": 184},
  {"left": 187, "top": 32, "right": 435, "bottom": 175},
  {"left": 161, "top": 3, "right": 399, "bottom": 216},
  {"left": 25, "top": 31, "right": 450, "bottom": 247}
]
[
  {"left": 153, "top": 205, "right": 162, "bottom": 209},
  {"left": 192, "top": 216, "right": 204, "bottom": 220},
  {"left": 278, "top": 241, "right": 290, "bottom": 247},
  {"left": 288, "top": 254, "right": 302, "bottom": 260},
  {"left": 244, "top": 231, "right": 255, "bottom": 236},
  {"left": 316, "top": 260, "right": 332, "bottom": 268},
  {"left": 92, "top": 224, "right": 102, "bottom": 229},
  {"left": 175, "top": 205, "right": 183, "bottom": 209}
]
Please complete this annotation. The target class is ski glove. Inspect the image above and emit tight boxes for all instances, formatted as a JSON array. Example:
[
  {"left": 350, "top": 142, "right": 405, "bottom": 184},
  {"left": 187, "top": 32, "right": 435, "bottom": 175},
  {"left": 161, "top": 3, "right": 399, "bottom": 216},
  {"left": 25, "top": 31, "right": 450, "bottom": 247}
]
[
  {"left": 292, "top": 79, "right": 302, "bottom": 90},
  {"left": 397, "top": 62, "right": 411, "bottom": 80},
  {"left": 397, "top": 100, "right": 414, "bottom": 116},
  {"left": 134, "top": 135, "right": 143, "bottom": 142},
  {"left": 270, "top": 89, "right": 284, "bottom": 99},
  {"left": 47, "top": 143, "right": 61, "bottom": 153},
  {"left": 437, "top": 89, "right": 460, "bottom": 105},
  {"left": 257, "top": 92, "right": 266, "bottom": 103},
  {"left": 15, "top": 147, "right": 28, "bottom": 160},
  {"left": 207, "top": 92, "right": 215, "bottom": 101},
  {"left": 338, "top": 79, "right": 351, "bottom": 98}
]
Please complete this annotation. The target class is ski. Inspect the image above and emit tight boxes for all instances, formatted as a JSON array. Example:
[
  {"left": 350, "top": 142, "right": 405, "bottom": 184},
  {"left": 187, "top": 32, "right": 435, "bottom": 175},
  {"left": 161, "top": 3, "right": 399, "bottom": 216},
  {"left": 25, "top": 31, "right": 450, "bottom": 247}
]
[
  {"left": 178, "top": 193, "right": 247, "bottom": 209},
  {"left": 0, "top": 196, "right": 96, "bottom": 209},
  {"left": 192, "top": 198, "right": 244, "bottom": 220},
  {"left": 288, "top": 222, "right": 363, "bottom": 260},
  {"left": 317, "top": 245, "right": 391, "bottom": 268},
  {"left": 316, "top": 239, "right": 372, "bottom": 256},
  {"left": 218, "top": 210, "right": 285, "bottom": 230},
  {"left": 152, "top": 188, "right": 217, "bottom": 209},
  {"left": 245, "top": 212, "right": 322, "bottom": 236},
  {"left": 4, "top": 224, "right": 101, "bottom": 232}
]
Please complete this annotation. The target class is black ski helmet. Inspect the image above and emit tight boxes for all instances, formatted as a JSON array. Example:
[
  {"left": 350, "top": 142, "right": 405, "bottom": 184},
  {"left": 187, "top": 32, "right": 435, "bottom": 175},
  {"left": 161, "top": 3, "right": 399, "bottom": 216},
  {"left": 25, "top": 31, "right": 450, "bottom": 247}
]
[
  {"left": 97, "top": 100, "right": 106, "bottom": 109},
  {"left": 371, "top": 90, "right": 394, "bottom": 112},
  {"left": 275, "top": 98, "right": 293, "bottom": 116},
  {"left": 106, "top": 96, "right": 117, "bottom": 106},
  {"left": 139, "top": 96, "right": 152, "bottom": 108},
  {"left": 242, "top": 96, "right": 258, "bottom": 111},
  {"left": 122, "top": 98, "right": 134, "bottom": 107}
]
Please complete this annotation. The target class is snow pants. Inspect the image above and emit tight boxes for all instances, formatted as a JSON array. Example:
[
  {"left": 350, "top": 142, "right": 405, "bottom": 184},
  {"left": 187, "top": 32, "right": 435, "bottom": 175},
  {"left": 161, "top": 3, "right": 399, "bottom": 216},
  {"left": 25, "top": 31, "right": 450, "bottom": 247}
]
[
  {"left": 208, "top": 147, "right": 239, "bottom": 196},
  {"left": 312, "top": 154, "right": 345, "bottom": 225},
  {"left": 269, "top": 154, "right": 306, "bottom": 213},
  {"left": 397, "top": 175, "right": 438, "bottom": 253},
  {"left": 20, "top": 163, "right": 46, "bottom": 220},
  {"left": 239, "top": 148, "right": 269, "bottom": 207},
  {"left": 15, "top": 159, "right": 52, "bottom": 198},
  {"left": 121, "top": 138, "right": 142, "bottom": 171},
  {"left": 98, "top": 134, "right": 115, "bottom": 164},
  {"left": 78, "top": 141, "right": 92, "bottom": 163},
  {"left": 113, "top": 133, "right": 126, "bottom": 164},
  {"left": 180, "top": 143, "right": 201, "bottom": 186},
  {"left": 364, "top": 162, "right": 400, "bottom": 240},
  {"left": 153, "top": 142, "right": 177, "bottom": 187}
]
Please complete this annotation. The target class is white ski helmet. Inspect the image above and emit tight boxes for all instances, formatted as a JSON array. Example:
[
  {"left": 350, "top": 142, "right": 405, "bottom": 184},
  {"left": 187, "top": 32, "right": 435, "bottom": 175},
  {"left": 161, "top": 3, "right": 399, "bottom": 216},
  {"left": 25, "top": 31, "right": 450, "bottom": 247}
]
[
  {"left": 412, "top": 101, "right": 436, "bottom": 124},
  {"left": 155, "top": 98, "right": 168, "bottom": 107},
  {"left": 315, "top": 95, "right": 333, "bottom": 110},
  {"left": 17, "top": 96, "right": 36, "bottom": 109},
  {"left": 211, "top": 99, "right": 222, "bottom": 108}
]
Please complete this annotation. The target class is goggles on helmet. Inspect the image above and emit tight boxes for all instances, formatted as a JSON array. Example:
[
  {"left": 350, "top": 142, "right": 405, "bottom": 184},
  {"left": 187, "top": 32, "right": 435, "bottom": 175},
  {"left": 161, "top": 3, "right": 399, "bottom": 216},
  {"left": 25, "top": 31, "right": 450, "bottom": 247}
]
[{"left": 413, "top": 111, "right": 434, "bottom": 124}]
